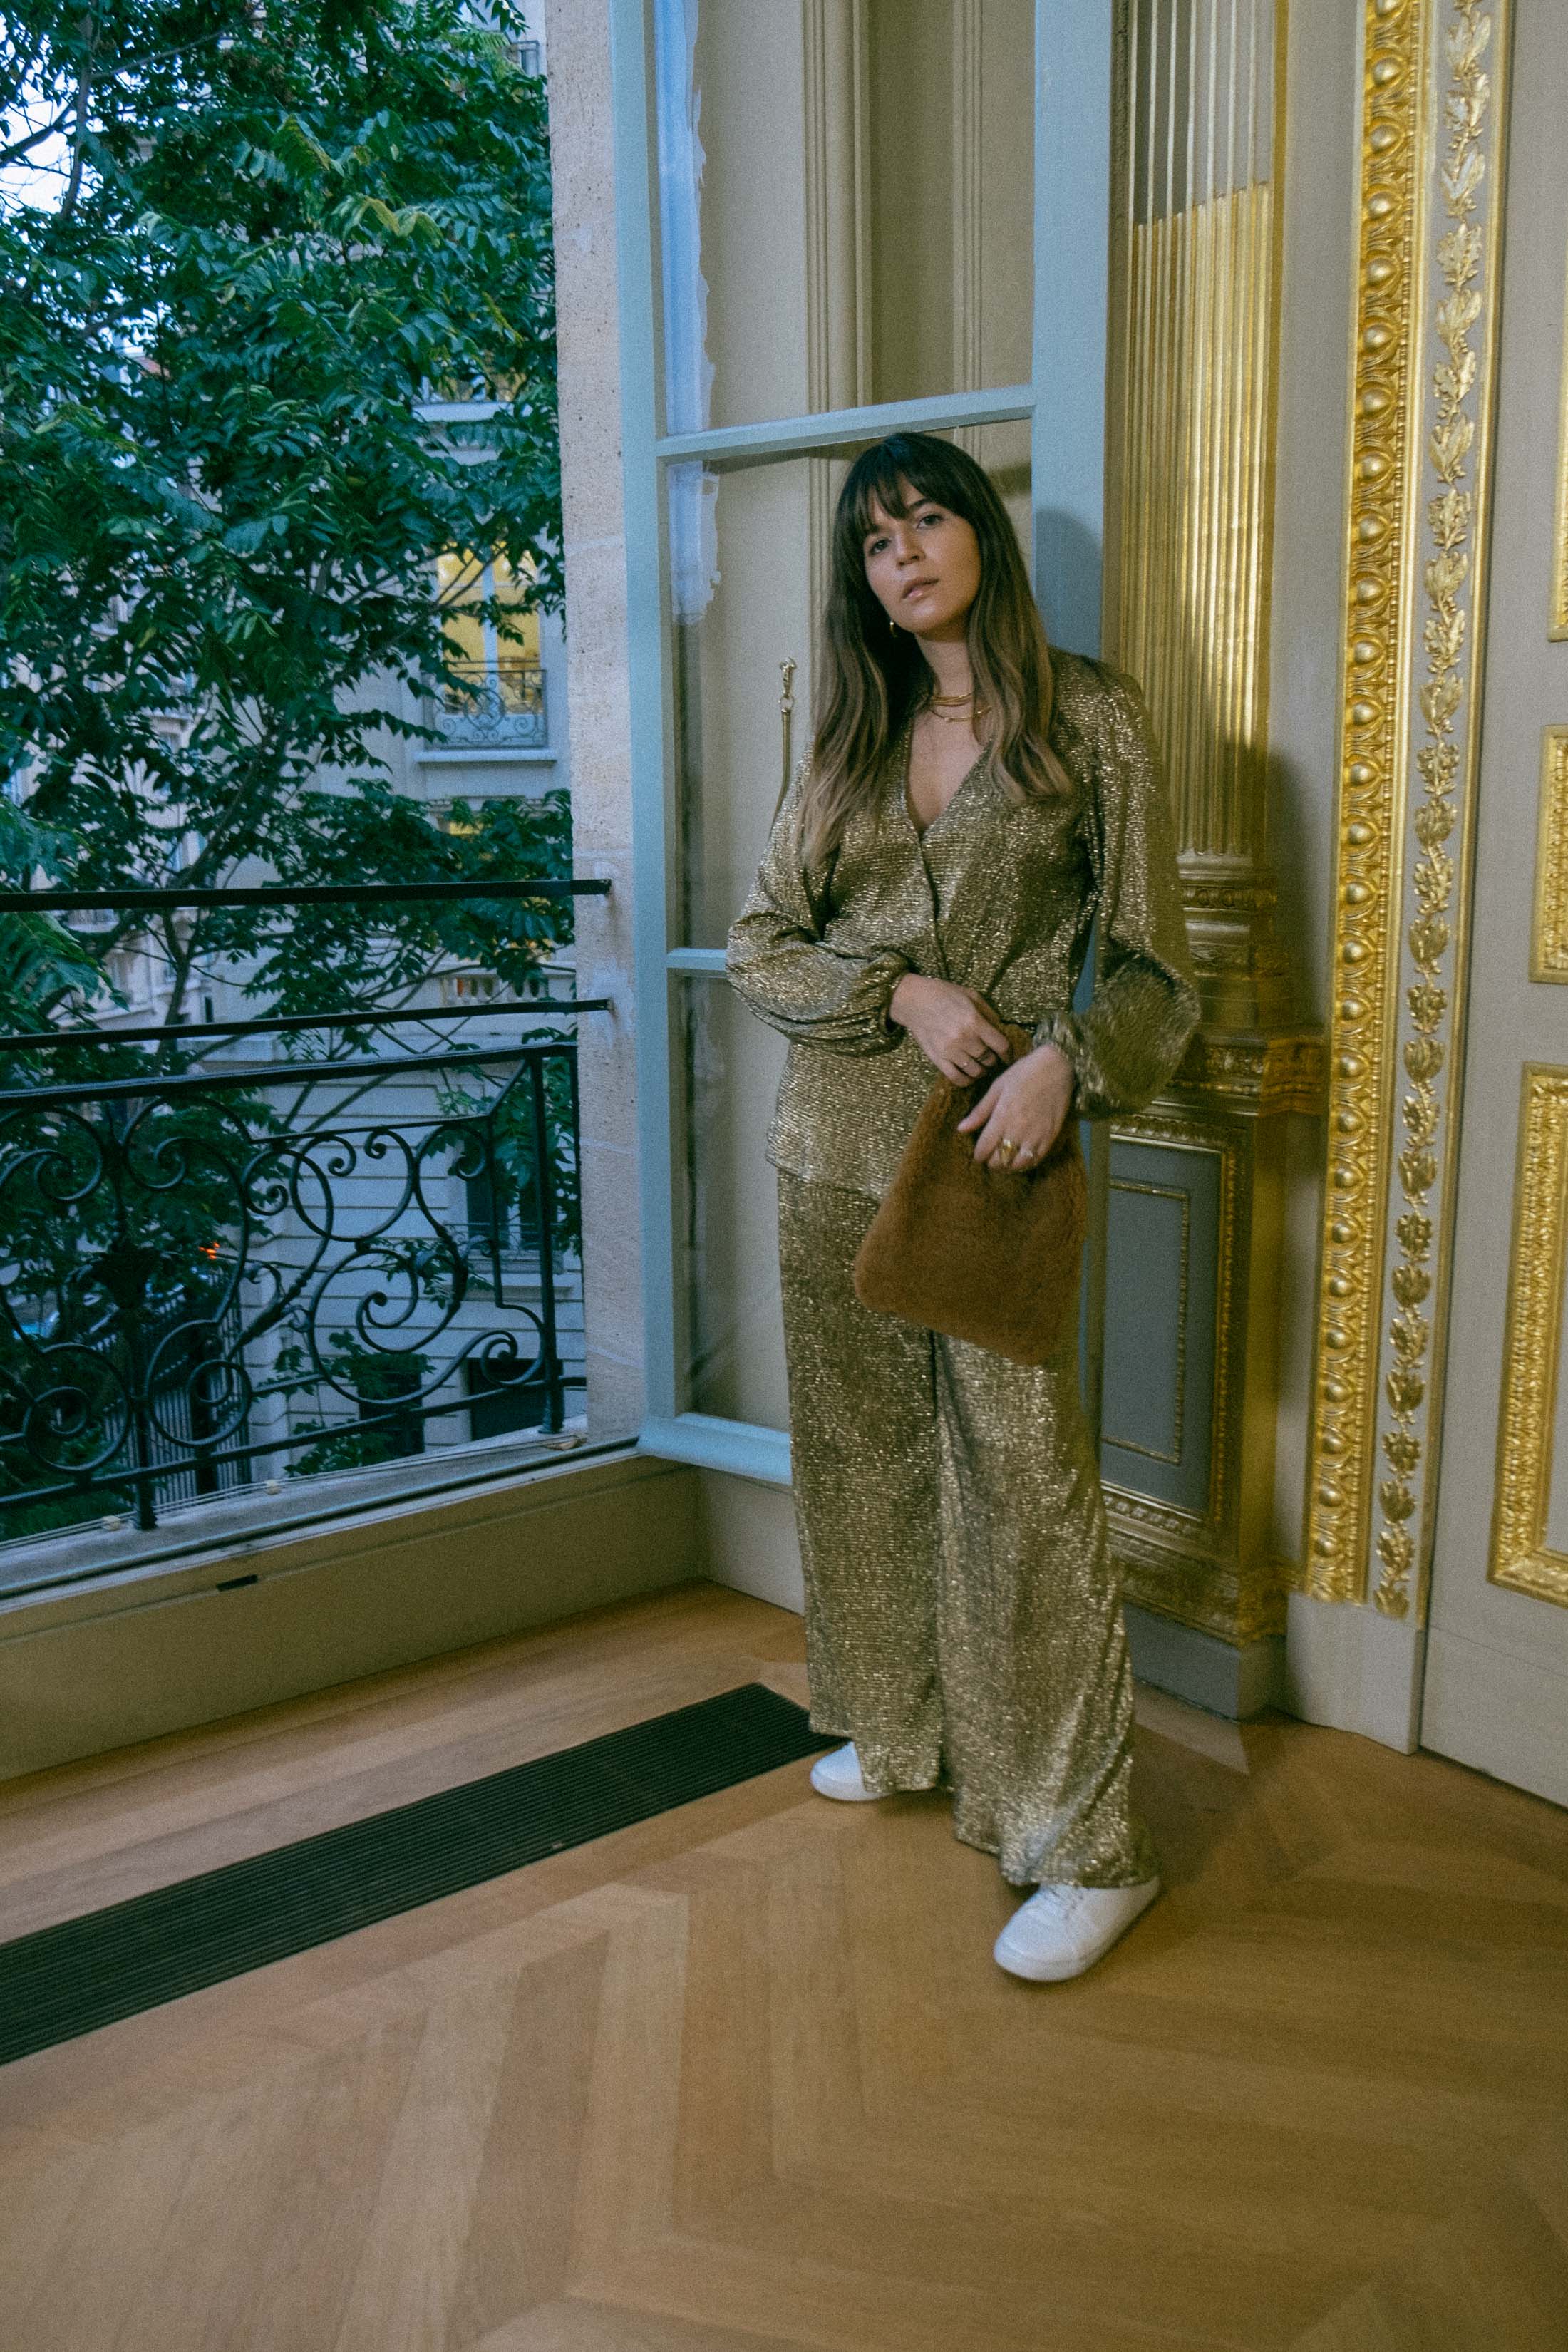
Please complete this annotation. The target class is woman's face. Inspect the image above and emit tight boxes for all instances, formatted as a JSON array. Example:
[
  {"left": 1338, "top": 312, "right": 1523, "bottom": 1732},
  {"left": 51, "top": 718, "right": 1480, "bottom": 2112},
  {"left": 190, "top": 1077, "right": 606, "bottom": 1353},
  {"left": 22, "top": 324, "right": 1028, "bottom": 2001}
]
[{"left": 861, "top": 480, "right": 982, "bottom": 643}]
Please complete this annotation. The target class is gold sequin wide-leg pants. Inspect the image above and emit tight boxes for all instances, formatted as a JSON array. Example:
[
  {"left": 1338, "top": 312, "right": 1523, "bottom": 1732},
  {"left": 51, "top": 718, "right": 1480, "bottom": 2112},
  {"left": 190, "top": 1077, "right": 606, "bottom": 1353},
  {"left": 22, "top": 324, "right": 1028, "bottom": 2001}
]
[{"left": 778, "top": 1170, "right": 1155, "bottom": 1889}]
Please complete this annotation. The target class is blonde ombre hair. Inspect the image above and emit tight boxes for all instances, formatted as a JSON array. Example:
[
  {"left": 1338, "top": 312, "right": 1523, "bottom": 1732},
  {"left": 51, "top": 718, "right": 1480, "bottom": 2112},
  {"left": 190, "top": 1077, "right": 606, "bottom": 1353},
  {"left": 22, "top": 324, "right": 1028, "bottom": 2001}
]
[{"left": 801, "top": 433, "right": 1073, "bottom": 865}]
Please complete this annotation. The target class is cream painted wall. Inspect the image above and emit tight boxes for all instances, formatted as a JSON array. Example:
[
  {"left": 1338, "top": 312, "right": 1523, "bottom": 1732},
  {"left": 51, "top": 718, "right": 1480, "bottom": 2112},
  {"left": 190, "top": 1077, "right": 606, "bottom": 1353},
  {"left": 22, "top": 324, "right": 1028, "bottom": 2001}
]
[
  {"left": 0, "top": 1453, "right": 700, "bottom": 1780},
  {"left": 696, "top": 1469, "right": 806, "bottom": 1617},
  {"left": 692, "top": 1, "right": 812, "bottom": 430}
]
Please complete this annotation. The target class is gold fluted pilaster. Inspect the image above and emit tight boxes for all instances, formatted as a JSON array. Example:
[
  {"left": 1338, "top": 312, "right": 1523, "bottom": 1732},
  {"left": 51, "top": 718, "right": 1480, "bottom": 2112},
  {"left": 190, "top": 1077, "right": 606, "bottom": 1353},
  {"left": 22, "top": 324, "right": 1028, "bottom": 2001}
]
[
  {"left": 1110, "top": 0, "right": 1293, "bottom": 1034},
  {"left": 1104, "top": 1, "right": 1311, "bottom": 1664}
]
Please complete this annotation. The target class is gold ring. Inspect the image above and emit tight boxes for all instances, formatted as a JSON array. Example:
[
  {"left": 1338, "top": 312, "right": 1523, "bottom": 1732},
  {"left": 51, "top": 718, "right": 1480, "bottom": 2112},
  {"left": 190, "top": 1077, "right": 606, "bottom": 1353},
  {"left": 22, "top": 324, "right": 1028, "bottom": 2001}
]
[
  {"left": 1015, "top": 1145, "right": 1036, "bottom": 1166},
  {"left": 995, "top": 1137, "right": 1018, "bottom": 1164}
]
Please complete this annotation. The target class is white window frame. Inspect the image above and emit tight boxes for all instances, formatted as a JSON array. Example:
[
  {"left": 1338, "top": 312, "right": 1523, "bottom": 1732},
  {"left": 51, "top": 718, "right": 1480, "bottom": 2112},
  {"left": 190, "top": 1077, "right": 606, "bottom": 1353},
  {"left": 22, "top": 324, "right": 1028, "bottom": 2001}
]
[{"left": 608, "top": 0, "right": 1115, "bottom": 1482}]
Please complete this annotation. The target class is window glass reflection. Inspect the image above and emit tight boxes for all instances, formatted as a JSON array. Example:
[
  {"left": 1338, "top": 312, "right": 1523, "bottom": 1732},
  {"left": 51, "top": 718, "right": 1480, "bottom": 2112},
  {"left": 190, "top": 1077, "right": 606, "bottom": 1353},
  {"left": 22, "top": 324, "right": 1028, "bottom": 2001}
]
[
  {"left": 677, "top": 980, "right": 790, "bottom": 1430},
  {"left": 654, "top": 0, "right": 1036, "bottom": 434},
  {"left": 673, "top": 430, "right": 1031, "bottom": 953}
]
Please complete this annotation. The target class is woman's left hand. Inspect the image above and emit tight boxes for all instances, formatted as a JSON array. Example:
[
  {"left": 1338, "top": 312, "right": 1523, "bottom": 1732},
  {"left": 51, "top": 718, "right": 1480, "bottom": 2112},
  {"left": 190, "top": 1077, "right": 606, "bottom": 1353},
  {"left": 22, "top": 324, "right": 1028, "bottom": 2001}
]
[{"left": 957, "top": 1041, "right": 1075, "bottom": 1170}]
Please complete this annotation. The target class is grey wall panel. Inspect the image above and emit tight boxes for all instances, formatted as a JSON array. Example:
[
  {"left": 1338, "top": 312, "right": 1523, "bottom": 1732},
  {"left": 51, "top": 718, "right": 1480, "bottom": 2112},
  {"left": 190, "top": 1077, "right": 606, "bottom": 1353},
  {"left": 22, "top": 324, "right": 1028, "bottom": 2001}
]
[{"left": 1101, "top": 1135, "right": 1222, "bottom": 1518}]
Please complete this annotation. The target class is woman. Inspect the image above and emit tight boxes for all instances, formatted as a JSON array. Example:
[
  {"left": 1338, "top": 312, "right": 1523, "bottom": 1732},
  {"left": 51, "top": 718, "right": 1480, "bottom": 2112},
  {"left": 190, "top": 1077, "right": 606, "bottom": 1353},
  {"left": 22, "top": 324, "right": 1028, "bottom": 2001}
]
[{"left": 726, "top": 433, "right": 1198, "bottom": 1980}]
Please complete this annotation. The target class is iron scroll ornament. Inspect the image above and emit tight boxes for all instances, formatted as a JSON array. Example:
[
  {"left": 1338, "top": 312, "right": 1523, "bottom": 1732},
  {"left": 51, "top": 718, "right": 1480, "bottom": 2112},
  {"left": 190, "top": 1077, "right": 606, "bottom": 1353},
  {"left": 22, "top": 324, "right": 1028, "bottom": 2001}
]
[{"left": 0, "top": 1043, "right": 579, "bottom": 1538}]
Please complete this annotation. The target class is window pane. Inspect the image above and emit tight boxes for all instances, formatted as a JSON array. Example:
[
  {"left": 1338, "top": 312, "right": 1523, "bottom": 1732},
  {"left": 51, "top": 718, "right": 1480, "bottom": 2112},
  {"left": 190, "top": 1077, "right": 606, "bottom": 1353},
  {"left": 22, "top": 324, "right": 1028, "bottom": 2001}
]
[
  {"left": 672, "top": 456, "right": 815, "bottom": 951},
  {"left": 676, "top": 979, "right": 790, "bottom": 1430},
  {"left": 674, "top": 427, "right": 1032, "bottom": 952},
  {"left": 656, "top": 0, "right": 1035, "bottom": 434}
]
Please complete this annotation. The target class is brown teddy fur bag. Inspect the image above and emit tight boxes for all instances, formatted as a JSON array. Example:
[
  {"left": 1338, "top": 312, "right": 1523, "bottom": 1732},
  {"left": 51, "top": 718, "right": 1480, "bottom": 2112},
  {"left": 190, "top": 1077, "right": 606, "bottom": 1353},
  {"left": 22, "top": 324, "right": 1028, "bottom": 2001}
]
[{"left": 851, "top": 1023, "right": 1088, "bottom": 1366}]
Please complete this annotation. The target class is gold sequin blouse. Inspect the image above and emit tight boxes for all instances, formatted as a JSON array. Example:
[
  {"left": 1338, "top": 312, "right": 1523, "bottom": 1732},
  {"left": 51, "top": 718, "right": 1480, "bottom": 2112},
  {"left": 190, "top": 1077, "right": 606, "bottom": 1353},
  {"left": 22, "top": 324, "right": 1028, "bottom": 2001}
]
[{"left": 726, "top": 653, "right": 1199, "bottom": 1199}]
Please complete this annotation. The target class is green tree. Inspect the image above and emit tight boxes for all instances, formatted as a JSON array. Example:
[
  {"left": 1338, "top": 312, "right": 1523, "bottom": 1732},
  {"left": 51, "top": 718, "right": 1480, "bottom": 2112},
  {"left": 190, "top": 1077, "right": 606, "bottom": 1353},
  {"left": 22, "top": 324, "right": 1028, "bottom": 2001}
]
[
  {"left": 0, "top": 4, "right": 579, "bottom": 1525},
  {"left": 0, "top": 0, "right": 567, "bottom": 1027}
]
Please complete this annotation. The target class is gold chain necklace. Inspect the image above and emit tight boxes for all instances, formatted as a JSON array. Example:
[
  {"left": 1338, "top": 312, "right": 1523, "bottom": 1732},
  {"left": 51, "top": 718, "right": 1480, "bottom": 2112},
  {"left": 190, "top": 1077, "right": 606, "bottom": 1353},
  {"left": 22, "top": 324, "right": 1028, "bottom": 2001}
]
[{"left": 922, "top": 696, "right": 986, "bottom": 726}]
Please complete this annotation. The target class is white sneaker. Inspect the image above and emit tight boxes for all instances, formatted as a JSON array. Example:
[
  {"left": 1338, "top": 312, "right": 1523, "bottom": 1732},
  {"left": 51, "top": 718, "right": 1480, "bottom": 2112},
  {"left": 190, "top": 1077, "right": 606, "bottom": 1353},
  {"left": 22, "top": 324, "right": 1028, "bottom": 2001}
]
[
  {"left": 992, "top": 1876, "right": 1160, "bottom": 1981},
  {"left": 809, "top": 1742, "right": 882, "bottom": 1802}
]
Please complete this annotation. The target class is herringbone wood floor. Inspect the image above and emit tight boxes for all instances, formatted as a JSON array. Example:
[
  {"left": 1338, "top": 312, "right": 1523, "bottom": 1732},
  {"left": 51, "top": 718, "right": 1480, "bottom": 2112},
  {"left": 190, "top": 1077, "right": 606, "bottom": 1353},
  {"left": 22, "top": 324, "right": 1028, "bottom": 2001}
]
[{"left": 0, "top": 1581, "right": 1564, "bottom": 2351}]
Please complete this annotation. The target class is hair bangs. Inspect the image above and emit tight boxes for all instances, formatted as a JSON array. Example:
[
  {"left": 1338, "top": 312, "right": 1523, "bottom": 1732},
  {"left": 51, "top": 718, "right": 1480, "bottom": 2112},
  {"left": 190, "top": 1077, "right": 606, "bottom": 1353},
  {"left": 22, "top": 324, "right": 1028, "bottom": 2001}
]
[
  {"left": 800, "top": 432, "right": 1073, "bottom": 866},
  {"left": 843, "top": 436, "right": 974, "bottom": 542}
]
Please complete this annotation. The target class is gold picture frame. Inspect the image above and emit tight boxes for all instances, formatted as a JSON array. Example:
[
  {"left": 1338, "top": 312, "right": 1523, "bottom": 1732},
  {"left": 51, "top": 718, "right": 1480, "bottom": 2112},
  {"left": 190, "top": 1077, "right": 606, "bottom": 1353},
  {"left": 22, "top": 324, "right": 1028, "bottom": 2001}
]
[
  {"left": 1531, "top": 728, "right": 1568, "bottom": 980},
  {"left": 1489, "top": 1066, "right": 1568, "bottom": 1608}
]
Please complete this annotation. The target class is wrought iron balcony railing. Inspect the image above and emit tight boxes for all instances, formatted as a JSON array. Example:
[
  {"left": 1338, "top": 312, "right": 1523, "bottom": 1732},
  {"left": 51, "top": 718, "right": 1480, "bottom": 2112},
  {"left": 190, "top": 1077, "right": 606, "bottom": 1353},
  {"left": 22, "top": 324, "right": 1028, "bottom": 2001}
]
[
  {"left": 438, "top": 659, "right": 547, "bottom": 749},
  {"left": 0, "top": 877, "right": 610, "bottom": 1572}
]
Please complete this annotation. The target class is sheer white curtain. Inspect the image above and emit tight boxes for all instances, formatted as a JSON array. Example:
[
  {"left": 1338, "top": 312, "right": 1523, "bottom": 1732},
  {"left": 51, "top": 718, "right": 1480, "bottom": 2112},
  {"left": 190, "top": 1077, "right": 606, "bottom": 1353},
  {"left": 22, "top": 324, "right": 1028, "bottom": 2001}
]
[{"left": 653, "top": 0, "right": 720, "bottom": 621}]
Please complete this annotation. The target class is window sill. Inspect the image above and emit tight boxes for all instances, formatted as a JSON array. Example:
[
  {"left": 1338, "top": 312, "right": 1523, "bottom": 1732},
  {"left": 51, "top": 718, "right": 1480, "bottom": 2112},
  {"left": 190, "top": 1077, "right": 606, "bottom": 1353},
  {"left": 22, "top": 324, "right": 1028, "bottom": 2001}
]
[
  {"left": 416, "top": 747, "right": 558, "bottom": 768},
  {"left": 0, "top": 1444, "right": 699, "bottom": 1780},
  {"left": 0, "top": 1423, "right": 619, "bottom": 1609},
  {"left": 640, "top": 1413, "right": 792, "bottom": 1487}
]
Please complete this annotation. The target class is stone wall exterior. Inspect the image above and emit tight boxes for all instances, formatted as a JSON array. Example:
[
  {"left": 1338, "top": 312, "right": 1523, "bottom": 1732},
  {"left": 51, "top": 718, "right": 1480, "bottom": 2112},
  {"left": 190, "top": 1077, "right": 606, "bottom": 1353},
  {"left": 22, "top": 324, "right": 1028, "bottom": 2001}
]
[{"left": 545, "top": 0, "right": 646, "bottom": 1438}]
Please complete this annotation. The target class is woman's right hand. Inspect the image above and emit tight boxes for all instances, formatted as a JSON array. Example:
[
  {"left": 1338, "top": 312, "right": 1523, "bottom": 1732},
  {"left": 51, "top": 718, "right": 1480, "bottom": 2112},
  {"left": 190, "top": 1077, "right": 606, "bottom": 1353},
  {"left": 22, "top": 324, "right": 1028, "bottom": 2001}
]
[{"left": 889, "top": 974, "right": 1012, "bottom": 1084}]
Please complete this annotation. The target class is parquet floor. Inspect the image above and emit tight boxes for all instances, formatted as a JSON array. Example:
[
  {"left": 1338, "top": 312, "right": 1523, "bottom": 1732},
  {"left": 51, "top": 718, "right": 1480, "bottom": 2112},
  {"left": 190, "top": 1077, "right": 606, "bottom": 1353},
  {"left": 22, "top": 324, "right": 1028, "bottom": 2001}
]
[{"left": 0, "top": 1581, "right": 1564, "bottom": 2351}]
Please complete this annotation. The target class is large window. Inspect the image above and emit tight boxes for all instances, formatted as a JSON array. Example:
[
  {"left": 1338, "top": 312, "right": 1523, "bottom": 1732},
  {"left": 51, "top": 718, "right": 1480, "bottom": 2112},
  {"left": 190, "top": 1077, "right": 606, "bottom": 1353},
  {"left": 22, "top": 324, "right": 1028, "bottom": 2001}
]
[{"left": 613, "top": 0, "right": 1117, "bottom": 1477}]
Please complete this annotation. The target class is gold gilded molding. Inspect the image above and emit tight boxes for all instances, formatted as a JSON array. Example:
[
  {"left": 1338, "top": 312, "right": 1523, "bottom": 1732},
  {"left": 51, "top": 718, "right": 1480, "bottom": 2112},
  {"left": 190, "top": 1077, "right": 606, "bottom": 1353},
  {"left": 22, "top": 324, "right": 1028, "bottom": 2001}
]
[
  {"left": 1304, "top": 0, "right": 1428, "bottom": 1601},
  {"left": 1488, "top": 1067, "right": 1568, "bottom": 1610},
  {"left": 1530, "top": 727, "right": 1568, "bottom": 981},
  {"left": 1553, "top": 241, "right": 1568, "bottom": 640},
  {"left": 1106, "top": 0, "right": 1292, "bottom": 1036},
  {"left": 1178, "top": 1028, "right": 1326, "bottom": 1116},
  {"left": 1372, "top": 0, "right": 1507, "bottom": 1621}
]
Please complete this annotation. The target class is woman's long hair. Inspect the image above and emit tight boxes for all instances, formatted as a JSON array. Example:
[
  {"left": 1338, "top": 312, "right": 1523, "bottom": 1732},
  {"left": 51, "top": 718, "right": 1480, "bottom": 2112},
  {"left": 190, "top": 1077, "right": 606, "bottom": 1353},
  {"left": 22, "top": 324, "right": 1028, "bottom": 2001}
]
[{"left": 801, "top": 433, "right": 1073, "bottom": 863}]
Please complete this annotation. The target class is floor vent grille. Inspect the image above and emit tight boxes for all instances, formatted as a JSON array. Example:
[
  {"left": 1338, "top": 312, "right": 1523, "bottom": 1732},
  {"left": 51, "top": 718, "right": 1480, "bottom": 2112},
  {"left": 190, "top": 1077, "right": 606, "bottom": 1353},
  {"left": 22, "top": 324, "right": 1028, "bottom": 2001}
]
[{"left": 0, "top": 1681, "right": 831, "bottom": 2065}]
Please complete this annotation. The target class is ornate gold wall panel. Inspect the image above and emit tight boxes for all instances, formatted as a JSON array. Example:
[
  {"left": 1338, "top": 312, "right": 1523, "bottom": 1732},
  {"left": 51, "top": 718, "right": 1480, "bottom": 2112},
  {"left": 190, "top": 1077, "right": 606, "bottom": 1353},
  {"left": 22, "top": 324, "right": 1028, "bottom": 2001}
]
[
  {"left": 1373, "top": 0, "right": 1509, "bottom": 1620},
  {"left": 1302, "top": 0, "right": 1428, "bottom": 1603},
  {"left": 1488, "top": 1066, "right": 1568, "bottom": 1610},
  {"left": 1305, "top": 0, "right": 1510, "bottom": 1615},
  {"left": 1530, "top": 727, "right": 1568, "bottom": 981}
]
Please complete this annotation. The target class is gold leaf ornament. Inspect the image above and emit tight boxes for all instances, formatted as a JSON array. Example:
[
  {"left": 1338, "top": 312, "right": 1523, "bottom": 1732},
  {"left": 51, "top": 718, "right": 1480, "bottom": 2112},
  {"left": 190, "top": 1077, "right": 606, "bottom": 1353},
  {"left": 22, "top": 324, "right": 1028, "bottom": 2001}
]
[
  {"left": 1391, "top": 1263, "right": 1433, "bottom": 1307},
  {"left": 1374, "top": 0, "right": 1500, "bottom": 1620}
]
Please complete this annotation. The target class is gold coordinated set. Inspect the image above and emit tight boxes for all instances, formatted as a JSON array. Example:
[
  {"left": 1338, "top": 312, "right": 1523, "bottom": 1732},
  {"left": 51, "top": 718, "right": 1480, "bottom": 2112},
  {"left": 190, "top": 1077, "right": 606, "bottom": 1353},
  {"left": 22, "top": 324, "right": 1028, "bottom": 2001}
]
[
  {"left": 907, "top": 693, "right": 1037, "bottom": 1167},
  {"left": 726, "top": 652, "right": 1200, "bottom": 1907}
]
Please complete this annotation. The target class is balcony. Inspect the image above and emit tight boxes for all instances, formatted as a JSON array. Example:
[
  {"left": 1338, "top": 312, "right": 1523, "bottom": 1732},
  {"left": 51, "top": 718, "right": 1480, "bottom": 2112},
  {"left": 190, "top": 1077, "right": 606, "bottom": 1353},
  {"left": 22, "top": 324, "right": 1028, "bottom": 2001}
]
[
  {"left": 436, "top": 659, "right": 548, "bottom": 751},
  {"left": 0, "top": 878, "right": 609, "bottom": 1597}
]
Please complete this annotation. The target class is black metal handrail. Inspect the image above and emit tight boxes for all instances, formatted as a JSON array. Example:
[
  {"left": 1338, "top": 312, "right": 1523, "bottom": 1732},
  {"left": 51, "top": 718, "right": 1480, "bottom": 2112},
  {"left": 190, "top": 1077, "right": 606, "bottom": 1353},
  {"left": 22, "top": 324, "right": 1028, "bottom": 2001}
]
[
  {"left": 0, "top": 996, "right": 609, "bottom": 1055},
  {"left": 1, "top": 877, "right": 607, "bottom": 913},
  {"left": 0, "top": 1026, "right": 588, "bottom": 1540},
  {"left": 0, "top": 869, "right": 604, "bottom": 1557},
  {"left": 0, "top": 1014, "right": 611, "bottom": 1110}
]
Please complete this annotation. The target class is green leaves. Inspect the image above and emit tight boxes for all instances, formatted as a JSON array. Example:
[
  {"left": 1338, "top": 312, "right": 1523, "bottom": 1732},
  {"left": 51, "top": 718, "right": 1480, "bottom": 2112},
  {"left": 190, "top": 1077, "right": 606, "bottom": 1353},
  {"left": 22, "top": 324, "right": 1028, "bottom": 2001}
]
[
  {"left": 272, "top": 112, "right": 335, "bottom": 180},
  {"left": 1, "top": 1, "right": 563, "bottom": 1030}
]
